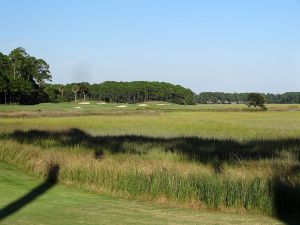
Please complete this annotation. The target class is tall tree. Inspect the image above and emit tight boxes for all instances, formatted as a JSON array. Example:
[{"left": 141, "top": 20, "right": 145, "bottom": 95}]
[
  {"left": 78, "top": 83, "right": 90, "bottom": 102},
  {"left": 0, "top": 48, "right": 52, "bottom": 105},
  {"left": 247, "top": 93, "right": 267, "bottom": 111},
  {"left": 0, "top": 75, "right": 8, "bottom": 104},
  {"left": 0, "top": 53, "right": 11, "bottom": 104},
  {"left": 72, "top": 84, "right": 80, "bottom": 102},
  {"left": 58, "top": 85, "right": 65, "bottom": 97},
  {"left": 9, "top": 47, "right": 28, "bottom": 79},
  {"left": 33, "top": 59, "right": 51, "bottom": 88}
]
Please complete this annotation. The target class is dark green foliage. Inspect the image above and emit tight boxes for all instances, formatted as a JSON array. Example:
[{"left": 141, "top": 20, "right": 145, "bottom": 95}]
[
  {"left": 2, "top": 47, "right": 299, "bottom": 105},
  {"left": 94, "top": 81, "right": 195, "bottom": 105},
  {"left": 197, "top": 92, "right": 249, "bottom": 104},
  {"left": 247, "top": 93, "right": 267, "bottom": 111},
  {"left": 43, "top": 84, "right": 61, "bottom": 103},
  {"left": 197, "top": 92, "right": 300, "bottom": 104},
  {"left": 0, "top": 48, "right": 51, "bottom": 105},
  {"left": 1, "top": 48, "right": 195, "bottom": 105},
  {"left": 47, "top": 81, "right": 196, "bottom": 105}
]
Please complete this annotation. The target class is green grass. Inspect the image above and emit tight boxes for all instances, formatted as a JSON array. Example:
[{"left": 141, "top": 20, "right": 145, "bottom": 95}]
[
  {"left": 1, "top": 135, "right": 299, "bottom": 216},
  {"left": 0, "top": 102, "right": 300, "bottom": 114},
  {"left": 0, "top": 102, "right": 243, "bottom": 112},
  {"left": 0, "top": 162, "right": 285, "bottom": 225},
  {"left": 0, "top": 103, "right": 299, "bottom": 220},
  {"left": 1, "top": 110, "right": 300, "bottom": 140}
]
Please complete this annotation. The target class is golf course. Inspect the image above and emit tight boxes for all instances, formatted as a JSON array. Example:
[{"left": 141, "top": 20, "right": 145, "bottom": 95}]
[
  {"left": 0, "top": 102, "right": 299, "bottom": 224},
  {"left": 1, "top": 1, "right": 300, "bottom": 223}
]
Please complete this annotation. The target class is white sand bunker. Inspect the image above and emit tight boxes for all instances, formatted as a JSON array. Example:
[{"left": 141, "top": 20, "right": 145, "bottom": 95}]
[
  {"left": 74, "top": 107, "right": 82, "bottom": 109},
  {"left": 78, "top": 102, "right": 90, "bottom": 105},
  {"left": 97, "top": 102, "right": 107, "bottom": 105},
  {"left": 138, "top": 104, "right": 148, "bottom": 107},
  {"left": 156, "top": 103, "right": 170, "bottom": 106},
  {"left": 116, "top": 105, "right": 127, "bottom": 108}
]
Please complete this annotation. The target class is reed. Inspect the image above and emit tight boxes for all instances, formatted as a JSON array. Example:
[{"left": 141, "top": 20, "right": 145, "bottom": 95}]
[
  {"left": 0, "top": 109, "right": 299, "bottom": 217},
  {"left": 1, "top": 137, "right": 299, "bottom": 216}
]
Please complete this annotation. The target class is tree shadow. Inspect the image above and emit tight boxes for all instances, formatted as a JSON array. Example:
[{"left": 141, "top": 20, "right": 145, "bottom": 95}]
[
  {"left": 0, "top": 163, "right": 59, "bottom": 221},
  {"left": 1, "top": 128, "right": 300, "bottom": 223},
  {"left": 271, "top": 164, "right": 300, "bottom": 225},
  {"left": 4, "top": 128, "right": 300, "bottom": 164}
]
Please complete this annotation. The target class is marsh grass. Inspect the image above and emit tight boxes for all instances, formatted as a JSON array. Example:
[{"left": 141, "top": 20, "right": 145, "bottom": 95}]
[
  {"left": 0, "top": 110, "right": 299, "bottom": 218},
  {"left": 0, "top": 161, "right": 287, "bottom": 225},
  {"left": 0, "top": 133, "right": 299, "bottom": 216}
]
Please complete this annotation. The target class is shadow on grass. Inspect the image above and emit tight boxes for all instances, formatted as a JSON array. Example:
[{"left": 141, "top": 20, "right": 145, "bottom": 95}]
[
  {"left": 0, "top": 163, "right": 59, "bottom": 221},
  {"left": 272, "top": 166, "right": 300, "bottom": 225},
  {"left": 3, "top": 128, "right": 300, "bottom": 164},
  {"left": 1, "top": 128, "right": 300, "bottom": 224}
]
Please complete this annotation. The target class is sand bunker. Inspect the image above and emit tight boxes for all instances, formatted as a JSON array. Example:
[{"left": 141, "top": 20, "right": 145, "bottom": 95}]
[
  {"left": 97, "top": 102, "right": 107, "bottom": 105},
  {"left": 138, "top": 104, "right": 148, "bottom": 107},
  {"left": 74, "top": 107, "right": 82, "bottom": 109},
  {"left": 78, "top": 102, "right": 90, "bottom": 105},
  {"left": 116, "top": 105, "right": 127, "bottom": 108},
  {"left": 156, "top": 103, "right": 170, "bottom": 106}
]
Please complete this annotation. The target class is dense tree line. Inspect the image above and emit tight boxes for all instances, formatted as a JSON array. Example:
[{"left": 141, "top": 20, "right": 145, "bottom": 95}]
[
  {"left": 0, "top": 48, "right": 195, "bottom": 105},
  {"left": 1, "top": 48, "right": 299, "bottom": 105},
  {"left": 0, "top": 48, "right": 51, "bottom": 104},
  {"left": 45, "top": 81, "right": 196, "bottom": 105},
  {"left": 197, "top": 92, "right": 300, "bottom": 104},
  {"left": 264, "top": 92, "right": 300, "bottom": 104}
]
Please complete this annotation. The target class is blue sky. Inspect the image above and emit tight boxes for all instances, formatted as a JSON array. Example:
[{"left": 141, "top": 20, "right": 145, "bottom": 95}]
[{"left": 1, "top": 0, "right": 299, "bottom": 93}]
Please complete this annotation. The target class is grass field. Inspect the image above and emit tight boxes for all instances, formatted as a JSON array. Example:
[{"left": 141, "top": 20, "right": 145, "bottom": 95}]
[
  {"left": 0, "top": 102, "right": 300, "bottom": 224},
  {"left": 0, "top": 102, "right": 300, "bottom": 116},
  {"left": 0, "top": 162, "right": 285, "bottom": 225}
]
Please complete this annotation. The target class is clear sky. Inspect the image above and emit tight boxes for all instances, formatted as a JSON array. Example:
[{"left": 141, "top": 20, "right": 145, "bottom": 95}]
[{"left": 1, "top": 0, "right": 299, "bottom": 93}]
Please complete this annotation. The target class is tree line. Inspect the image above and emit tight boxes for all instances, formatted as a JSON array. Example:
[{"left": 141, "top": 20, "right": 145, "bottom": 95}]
[
  {"left": 1, "top": 48, "right": 299, "bottom": 105},
  {"left": 33, "top": 84, "right": 300, "bottom": 105},
  {"left": 0, "top": 48, "right": 51, "bottom": 104},
  {"left": 0, "top": 48, "right": 195, "bottom": 105},
  {"left": 44, "top": 81, "right": 195, "bottom": 105},
  {"left": 197, "top": 92, "right": 300, "bottom": 104}
]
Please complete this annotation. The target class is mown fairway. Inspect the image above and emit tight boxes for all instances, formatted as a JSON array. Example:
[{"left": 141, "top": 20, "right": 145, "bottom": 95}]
[
  {"left": 0, "top": 102, "right": 300, "bottom": 115},
  {"left": 0, "top": 162, "right": 285, "bottom": 225},
  {"left": 0, "top": 103, "right": 300, "bottom": 224}
]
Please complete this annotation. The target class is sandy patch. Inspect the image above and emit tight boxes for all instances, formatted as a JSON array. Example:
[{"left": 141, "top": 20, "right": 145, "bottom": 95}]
[
  {"left": 116, "top": 105, "right": 127, "bottom": 108},
  {"left": 156, "top": 103, "right": 170, "bottom": 106},
  {"left": 138, "top": 104, "right": 148, "bottom": 107},
  {"left": 97, "top": 102, "right": 107, "bottom": 105},
  {"left": 74, "top": 107, "right": 82, "bottom": 109},
  {"left": 78, "top": 102, "right": 90, "bottom": 105}
]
